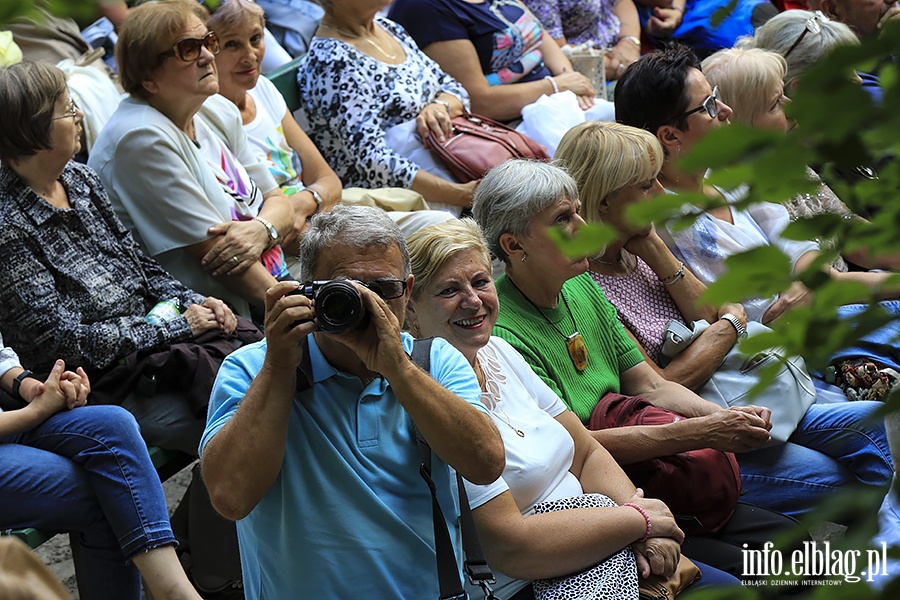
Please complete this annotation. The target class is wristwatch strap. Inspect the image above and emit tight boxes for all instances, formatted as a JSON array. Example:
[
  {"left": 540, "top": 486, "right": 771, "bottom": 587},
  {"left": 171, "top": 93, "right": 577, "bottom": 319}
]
[
  {"left": 303, "top": 186, "right": 324, "bottom": 211},
  {"left": 13, "top": 369, "right": 34, "bottom": 401},
  {"left": 720, "top": 313, "right": 747, "bottom": 339},
  {"left": 253, "top": 216, "right": 278, "bottom": 243}
]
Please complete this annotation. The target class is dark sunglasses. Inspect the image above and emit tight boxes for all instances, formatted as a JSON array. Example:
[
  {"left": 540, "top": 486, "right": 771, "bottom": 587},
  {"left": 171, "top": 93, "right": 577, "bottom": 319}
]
[
  {"left": 784, "top": 11, "right": 829, "bottom": 59},
  {"left": 353, "top": 278, "right": 408, "bottom": 300},
  {"left": 667, "top": 85, "right": 720, "bottom": 124},
  {"left": 160, "top": 31, "right": 220, "bottom": 62}
]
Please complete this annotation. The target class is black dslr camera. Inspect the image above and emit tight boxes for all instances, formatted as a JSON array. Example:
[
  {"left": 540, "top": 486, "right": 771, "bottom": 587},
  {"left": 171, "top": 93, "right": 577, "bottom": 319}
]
[{"left": 290, "top": 280, "right": 368, "bottom": 334}]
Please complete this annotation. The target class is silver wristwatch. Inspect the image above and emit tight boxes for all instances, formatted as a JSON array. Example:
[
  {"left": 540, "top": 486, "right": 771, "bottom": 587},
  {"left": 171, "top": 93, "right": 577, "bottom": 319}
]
[
  {"left": 720, "top": 313, "right": 747, "bottom": 339},
  {"left": 303, "top": 186, "right": 324, "bottom": 211},
  {"left": 253, "top": 216, "right": 278, "bottom": 243}
]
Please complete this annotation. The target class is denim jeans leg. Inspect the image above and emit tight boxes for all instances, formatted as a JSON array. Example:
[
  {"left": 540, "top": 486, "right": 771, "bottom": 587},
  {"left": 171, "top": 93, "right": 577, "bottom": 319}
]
[
  {"left": 689, "top": 559, "right": 742, "bottom": 588},
  {"left": 788, "top": 401, "right": 894, "bottom": 487},
  {"left": 0, "top": 438, "right": 141, "bottom": 600},
  {"left": 14, "top": 406, "right": 177, "bottom": 558},
  {"left": 738, "top": 441, "right": 853, "bottom": 519},
  {"left": 832, "top": 301, "right": 900, "bottom": 371}
]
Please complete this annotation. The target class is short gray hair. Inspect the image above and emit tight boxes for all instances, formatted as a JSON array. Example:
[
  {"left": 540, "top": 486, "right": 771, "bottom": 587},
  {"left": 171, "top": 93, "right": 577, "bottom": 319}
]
[
  {"left": 472, "top": 159, "right": 579, "bottom": 264},
  {"left": 298, "top": 205, "right": 410, "bottom": 281},
  {"left": 737, "top": 10, "right": 858, "bottom": 84}
]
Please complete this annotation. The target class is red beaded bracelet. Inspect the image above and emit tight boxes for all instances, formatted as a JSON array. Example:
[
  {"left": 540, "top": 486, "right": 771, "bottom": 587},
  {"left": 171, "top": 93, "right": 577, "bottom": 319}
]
[{"left": 623, "top": 503, "right": 652, "bottom": 542}]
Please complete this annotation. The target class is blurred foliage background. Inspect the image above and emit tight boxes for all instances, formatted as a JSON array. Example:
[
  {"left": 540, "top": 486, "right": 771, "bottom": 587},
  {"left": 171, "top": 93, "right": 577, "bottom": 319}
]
[{"left": 1, "top": 0, "right": 101, "bottom": 27}]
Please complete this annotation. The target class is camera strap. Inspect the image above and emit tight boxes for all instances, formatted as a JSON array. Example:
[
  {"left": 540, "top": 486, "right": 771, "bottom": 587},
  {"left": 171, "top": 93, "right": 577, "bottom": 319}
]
[{"left": 411, "top": 338, "right": 499, "bottom": 600}]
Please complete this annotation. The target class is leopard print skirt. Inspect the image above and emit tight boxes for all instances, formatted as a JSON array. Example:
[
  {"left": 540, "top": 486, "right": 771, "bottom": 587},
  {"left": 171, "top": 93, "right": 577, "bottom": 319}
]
[{"left": 531, "top": 493, "right": 639, "bottom": 600}]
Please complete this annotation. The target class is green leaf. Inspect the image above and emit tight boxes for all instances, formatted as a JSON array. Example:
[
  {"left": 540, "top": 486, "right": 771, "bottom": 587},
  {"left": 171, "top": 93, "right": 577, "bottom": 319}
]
[
  {"left": 710, "top": 0, "right": 738, "bottom": 28},
  {"left": 700, "top": 246, "right": 793, "bottom": 307},
  {"left": 622, "top": 192, "right": 700, "bottom": 231},
  {"left": 547, "top": 222, "right": 616, "bottom": 259},
  {"left": 679, "top": 125, "right": 781, "bottom": 172}
]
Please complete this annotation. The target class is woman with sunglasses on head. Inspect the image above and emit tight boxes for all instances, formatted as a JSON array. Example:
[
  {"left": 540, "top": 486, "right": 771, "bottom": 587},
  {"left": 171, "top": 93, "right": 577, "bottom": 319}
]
[
  {"left": 741, "top": 10, "right": 881, "bottom": 104},
  {"left": 90, "top": 0, "right": 298, "bottom": 321}
]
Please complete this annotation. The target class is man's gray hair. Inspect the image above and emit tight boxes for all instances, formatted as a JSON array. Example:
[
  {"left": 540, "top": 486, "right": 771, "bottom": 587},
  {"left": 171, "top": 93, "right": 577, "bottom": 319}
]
[
  {"left": 298, "top": 205, "right": 411, "bottom": 281},
  {"left": 472, "top": 159, "right": 579, "bottom": 264},
  {"left": 737, "top": 10, "right": 858, "bottom": 84}
]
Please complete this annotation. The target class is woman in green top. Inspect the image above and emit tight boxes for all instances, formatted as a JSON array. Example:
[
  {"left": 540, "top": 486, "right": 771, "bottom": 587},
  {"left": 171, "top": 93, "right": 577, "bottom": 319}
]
[{"left": 472, "top": 159, "right": 773, "bottom": 464}]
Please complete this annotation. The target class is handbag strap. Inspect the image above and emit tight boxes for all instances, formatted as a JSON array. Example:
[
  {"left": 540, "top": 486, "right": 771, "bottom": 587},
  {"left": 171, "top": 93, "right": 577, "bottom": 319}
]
[{"left": 410, "top": 338, "right": 500, "bottom": 600}]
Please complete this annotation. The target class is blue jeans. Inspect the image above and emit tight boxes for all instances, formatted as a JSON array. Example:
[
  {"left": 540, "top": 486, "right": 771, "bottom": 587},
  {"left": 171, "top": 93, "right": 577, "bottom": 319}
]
[
  {"left": 691, "top": 559, "right": 742, "bottom": 588},
  {"left": 739, "top": 400, "right": 894, "bottom": 519},
  {"left": 831, "top": 301, "right": 900, "bottom": 371},
  {"left": 0, "top": 405, "right": 176, "bottom": 600}
]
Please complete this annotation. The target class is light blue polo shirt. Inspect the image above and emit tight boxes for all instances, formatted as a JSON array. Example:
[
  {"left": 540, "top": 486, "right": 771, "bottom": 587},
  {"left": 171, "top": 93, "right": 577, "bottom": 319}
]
[{"left": 200, "top": 333, "right": 486, "bottom": 599}]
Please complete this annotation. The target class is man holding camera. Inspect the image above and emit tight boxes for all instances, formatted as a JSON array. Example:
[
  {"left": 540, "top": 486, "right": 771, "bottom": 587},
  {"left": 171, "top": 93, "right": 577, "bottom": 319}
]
[{"left": 199, "top": 206, "right": 505, "bottom": 598}]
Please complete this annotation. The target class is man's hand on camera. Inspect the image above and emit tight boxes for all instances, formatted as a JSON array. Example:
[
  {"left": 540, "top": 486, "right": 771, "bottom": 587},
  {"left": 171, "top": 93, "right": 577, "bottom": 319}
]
[
  {"left": 263, "top": 281, "right": 317, "bottom": 371},
  {"left": 330, "top": 283, "right": 406, "bottom": 378}
]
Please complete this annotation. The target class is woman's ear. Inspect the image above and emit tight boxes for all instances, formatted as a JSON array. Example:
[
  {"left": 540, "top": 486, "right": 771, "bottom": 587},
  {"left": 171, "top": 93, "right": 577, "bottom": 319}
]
[
  {"left": 141, "top": 78, "right": 159, "bottom": 96},
  {"left": 405, "top": 299, "right": 420, "bottom": 334},
  {"left": 818, "top": 0, "right": 839, "bottom": 21},
  {"left": 499, "top": 232, "right": 525, "bottom": 263},
  {"left": 597, "top": 195, "right": 611, "bottom": 219}
]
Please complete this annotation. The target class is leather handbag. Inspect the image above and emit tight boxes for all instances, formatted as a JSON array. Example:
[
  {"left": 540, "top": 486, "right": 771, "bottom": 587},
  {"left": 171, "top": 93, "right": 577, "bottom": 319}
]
[
  {"left": 589, "top": 393, "right": 741, "bottom": 537},
  {"left": 660, "top": 320, "right": 817, "bottom": 443},
  {"left": 638, "top": 554, "right": 701, "bottom": 600},
  {"left": 425, "top": 114, "right": 550, "bottom": 182}
]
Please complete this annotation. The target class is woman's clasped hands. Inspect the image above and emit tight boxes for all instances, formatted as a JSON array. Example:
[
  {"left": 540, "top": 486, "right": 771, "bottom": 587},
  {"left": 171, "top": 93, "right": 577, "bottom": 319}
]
[{"left": 626, "top": 488, "right": 684, "bottom": 578}]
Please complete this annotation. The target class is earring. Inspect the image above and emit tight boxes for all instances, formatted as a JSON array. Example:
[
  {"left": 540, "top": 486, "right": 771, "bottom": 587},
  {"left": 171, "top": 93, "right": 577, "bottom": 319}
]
[{"left": 520, "top": 253, "right": 527, "bottom": 263}]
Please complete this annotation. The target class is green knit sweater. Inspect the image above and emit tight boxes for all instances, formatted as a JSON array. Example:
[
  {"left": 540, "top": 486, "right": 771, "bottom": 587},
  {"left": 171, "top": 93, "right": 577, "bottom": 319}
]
[{"left": 494, "top": 272, "right": 645, "bottom": 422}]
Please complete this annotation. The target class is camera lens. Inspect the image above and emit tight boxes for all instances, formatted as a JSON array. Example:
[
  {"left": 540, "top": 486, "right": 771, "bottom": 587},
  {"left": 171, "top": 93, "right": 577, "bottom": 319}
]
[{"left": 315, "top": 281, "right": 367, "bottom": 334}]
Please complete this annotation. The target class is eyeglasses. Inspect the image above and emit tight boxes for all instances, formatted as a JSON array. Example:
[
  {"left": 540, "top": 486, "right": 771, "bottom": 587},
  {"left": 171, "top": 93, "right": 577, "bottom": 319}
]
[
  {"left": 353, "top": 278, "right": 408, "bottom": 300},
  {"left": 667, "top": 85, "right": 720, "bottom": 124},
  {"left": 51, "top": 98, "right": 79, "bottom": 121},
  {"left": 160, "top": 31, "right": 220, "bottom": 62},
  {"left": 783, "top": 11, "right": 829, "bottom": 59}
]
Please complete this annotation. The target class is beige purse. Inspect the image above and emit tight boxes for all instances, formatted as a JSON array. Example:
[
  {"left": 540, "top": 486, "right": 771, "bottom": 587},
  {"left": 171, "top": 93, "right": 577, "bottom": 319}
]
[
  {"left": 341, "top": 187, "right": 429, "bottom": 212},
  {"left": 639, "top": 554, "right": 701, "bottom": 600}
]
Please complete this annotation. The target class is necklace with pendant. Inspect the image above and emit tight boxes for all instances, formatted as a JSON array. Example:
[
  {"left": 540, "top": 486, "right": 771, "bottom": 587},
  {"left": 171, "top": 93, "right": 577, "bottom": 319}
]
[
  {"left": 487, "top": 400, "right": 525, "bottom": 437},
  {"left": 319, "top": 24, "right": 399, "bottom": 60},
  {"left": 507, "top": 278, "right": 589, "bottom": 373}
]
